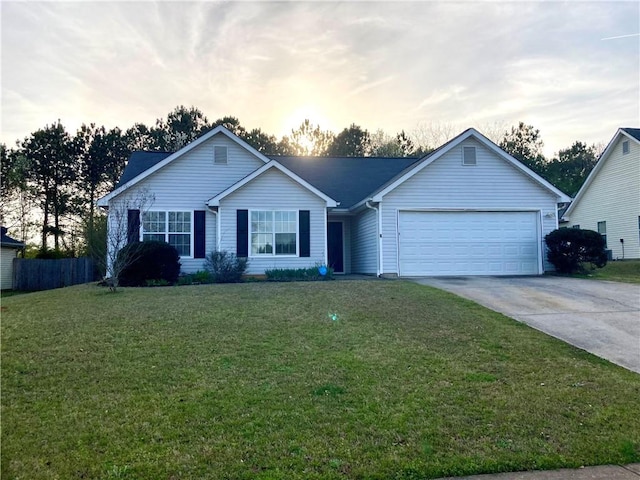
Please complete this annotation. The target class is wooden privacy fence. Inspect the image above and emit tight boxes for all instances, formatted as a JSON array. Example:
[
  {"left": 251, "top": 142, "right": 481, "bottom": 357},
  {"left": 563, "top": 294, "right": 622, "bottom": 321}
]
[{"left": 13, "top": 257, "right": 95, "bottom": 291}]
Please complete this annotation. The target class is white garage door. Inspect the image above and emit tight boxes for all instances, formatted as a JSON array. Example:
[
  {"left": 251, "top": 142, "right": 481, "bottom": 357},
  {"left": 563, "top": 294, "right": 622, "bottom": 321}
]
[{"left": 398, "top": 211, "right": 540, "bottom": 276}]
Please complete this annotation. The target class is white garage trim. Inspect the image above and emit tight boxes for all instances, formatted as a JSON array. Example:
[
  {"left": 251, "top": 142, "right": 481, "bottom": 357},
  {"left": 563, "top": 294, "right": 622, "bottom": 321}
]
[{"left": 397, "top": 209, "right": 543, "bottom": 276}]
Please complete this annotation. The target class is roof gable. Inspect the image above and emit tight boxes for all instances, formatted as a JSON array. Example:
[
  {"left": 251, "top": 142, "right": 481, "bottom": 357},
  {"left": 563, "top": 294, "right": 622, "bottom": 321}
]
[
  {"left": 622, "top": 128, "right": 640, "bottom": 141},
  {"left": 115, "top": 151, "right": 172, "bottom": 188},
  {"left": 1, "top": 227, "right": 24, "bottom": 248},
  {"left": 207, "top": 161, "right": 338, "bottom": 207},
  {"left": 97, "top": 126, "right": 272, "bottom": 206},
  {"left": 370, "top": 128, "right": 570, "bottom": 203},
  {"left": 563, "top": 127, "right": 639, "bottom": 219}
]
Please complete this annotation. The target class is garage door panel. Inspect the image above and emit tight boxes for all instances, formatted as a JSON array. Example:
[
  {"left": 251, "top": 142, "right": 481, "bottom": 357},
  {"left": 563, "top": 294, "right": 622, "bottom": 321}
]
[{"left": 399, "top": 211, "right": 539, "bottom": 276}]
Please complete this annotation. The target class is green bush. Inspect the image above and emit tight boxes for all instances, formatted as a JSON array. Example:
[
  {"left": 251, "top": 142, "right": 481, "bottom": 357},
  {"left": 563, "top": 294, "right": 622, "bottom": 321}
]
[
  {"left": 117, "top": 241, "right": 181, "bottom": 287},
  {"left": 265, "top": 265, "right": 334, "bottom": 282},
  {"left": 35, "top": 248, "right": 69, "bottom": 259},
  {"left": 177, "top": 271, "right": 214, "bottom": 285},
  {"left": 545, "top": 228, "right": 607, "bottom": 274},
  {"left": 204, "top": 251, "right": 247, "bottom": 283}
]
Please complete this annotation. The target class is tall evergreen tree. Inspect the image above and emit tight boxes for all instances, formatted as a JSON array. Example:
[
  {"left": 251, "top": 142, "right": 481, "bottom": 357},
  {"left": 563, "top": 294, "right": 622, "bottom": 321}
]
[
  {"left": 499, "top": 122, "right": 547, "bottom": 175},
  {"left": 20, "top": 121, "right": 76, "bottom": 250},
  {"left": 545, "top": 141, "right": 598, "bottom": 196},
  {"left": 327, "top": 124, "right": 371, "bottom": 157}
]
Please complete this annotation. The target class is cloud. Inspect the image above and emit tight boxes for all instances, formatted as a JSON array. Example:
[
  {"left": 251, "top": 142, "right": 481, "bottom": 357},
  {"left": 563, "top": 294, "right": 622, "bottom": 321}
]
[{"left": 1, "top": 0, "right": 638, "bottom": 158}]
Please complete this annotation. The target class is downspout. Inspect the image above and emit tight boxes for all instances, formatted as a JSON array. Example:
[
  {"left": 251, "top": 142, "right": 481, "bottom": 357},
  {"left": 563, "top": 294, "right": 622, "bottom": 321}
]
[{"left": 365, "top": 200, "right": 382, "bottom": 277}]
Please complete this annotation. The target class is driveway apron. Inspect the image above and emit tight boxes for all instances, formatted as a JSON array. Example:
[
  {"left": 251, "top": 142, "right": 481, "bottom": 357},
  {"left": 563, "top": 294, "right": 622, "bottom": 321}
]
[{"left": 412, "top": 276, "right": 640, "bottom": 374}]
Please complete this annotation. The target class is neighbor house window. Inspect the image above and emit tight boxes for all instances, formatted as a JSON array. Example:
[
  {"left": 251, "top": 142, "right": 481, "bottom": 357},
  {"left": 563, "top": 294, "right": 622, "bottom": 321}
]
[
  {"left": 622, "top": 140, "right": 630, "bottom": 155},
  {"left": 597, "top": 221, "right": 607, "bottom": 248},
  {"left": 250, "top": 210, "right": 297, "bottom": 255},
  {"left": 214, "top": 145, "right": 228, "bottom": 164},
  {"left": 463, "top": 146, "right": 477, "bottom": 165},
  {"left": 142, "top": 211, "right": 191, "bottom": 256},
  {"left": 572, "top": 225, "right": 580, "bottom": 229}
]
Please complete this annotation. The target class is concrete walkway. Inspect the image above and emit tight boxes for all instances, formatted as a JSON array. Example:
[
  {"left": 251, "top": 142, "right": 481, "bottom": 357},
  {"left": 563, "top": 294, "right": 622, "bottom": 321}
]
[
  {"left": 412, "top": 276, "right": 640, "bottom": 373},
  {"left": 434, "top": 463, "right": 640, "bottom": 479}
]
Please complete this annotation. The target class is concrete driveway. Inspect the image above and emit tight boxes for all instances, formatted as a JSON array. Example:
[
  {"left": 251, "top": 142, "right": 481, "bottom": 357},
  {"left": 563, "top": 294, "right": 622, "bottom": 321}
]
[{"left": 412, "top": 276, "right": 640, "bottom": 374}]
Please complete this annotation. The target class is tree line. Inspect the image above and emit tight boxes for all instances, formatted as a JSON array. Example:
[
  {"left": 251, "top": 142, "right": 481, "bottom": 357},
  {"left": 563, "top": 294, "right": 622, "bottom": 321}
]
[{"left": 0, "top": 105, "right": 601, "bottom": 257}]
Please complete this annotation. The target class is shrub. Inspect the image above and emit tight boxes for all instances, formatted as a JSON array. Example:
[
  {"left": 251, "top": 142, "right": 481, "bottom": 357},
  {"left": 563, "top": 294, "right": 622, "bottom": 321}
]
[
  {"left": 265, "top": 265, "right": 334, "bottom": 282},
  {"left": 177, "top": 270, "right": 214, "bottom": 286},
  {"left": 545, "top": 228, "right": 607, "bottom": 274},
  {"left": 35, "top": 248, "right": 68, "bottom": 259},
  {"left": 117, "top": 241, "right": 181, "bottom": 287},
  {"left": 204, "top": 251, "right": 248, "bottom": 283}
]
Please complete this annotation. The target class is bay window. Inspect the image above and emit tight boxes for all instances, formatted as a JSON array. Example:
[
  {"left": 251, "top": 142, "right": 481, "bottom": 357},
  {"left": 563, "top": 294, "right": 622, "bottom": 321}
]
[{"left": 142, "top": 211, "right": 192, "bottom": 256}]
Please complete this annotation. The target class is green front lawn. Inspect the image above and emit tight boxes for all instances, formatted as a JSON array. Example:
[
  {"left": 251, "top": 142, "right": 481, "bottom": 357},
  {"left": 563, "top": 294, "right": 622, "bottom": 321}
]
[
  {"left": 2, "top": 281, "right": 639, "bottom": 479},
  {"left": 578, "top": 259, "right": 640, "bottom": 284}
]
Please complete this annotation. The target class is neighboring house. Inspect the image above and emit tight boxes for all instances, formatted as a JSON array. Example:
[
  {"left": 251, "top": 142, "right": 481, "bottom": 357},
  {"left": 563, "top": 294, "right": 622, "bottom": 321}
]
[
  {"left": 1, "top": 227, "right": 25, "bottom": 290},
  {"left": 97, "top": 126, "right": 570, "bottom": 277},
  {"left": 562, "top": 128, "right": 640, "bottom": 260}
]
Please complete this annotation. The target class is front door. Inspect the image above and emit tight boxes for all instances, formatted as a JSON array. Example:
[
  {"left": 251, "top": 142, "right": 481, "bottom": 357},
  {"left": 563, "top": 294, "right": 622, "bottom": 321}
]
[{"left": 327, "top": 221, "right": 344, "bottom": 273}]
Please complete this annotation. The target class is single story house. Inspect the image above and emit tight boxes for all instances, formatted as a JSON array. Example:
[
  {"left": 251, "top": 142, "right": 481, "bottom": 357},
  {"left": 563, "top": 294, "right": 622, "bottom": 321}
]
[
  {"left": 1, "top": 227, "right": 25, "bottom": 290},
  {"left": 562, "top": 127, "right": 640, "bottom": 260},
  {"left": 97, "top": 126, "right": 570, "bottom": 277}
]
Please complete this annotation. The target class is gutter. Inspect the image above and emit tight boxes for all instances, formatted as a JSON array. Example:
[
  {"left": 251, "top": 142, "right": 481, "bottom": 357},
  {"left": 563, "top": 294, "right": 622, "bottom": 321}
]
[{"left": 365, "top": 200, "right": 382, "bottom": 277}]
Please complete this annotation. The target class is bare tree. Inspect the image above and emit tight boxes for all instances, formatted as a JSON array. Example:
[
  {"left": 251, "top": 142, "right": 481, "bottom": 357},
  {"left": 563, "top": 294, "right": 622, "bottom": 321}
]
[
  {"left": 96, "top": 189, "right": 155, "bottom": 291},
  {"left": 474, "top": 120, "right": 509, "bottom": 144},
  {"left": 409, "top": 121, "right": 457, "bottom": 152}
]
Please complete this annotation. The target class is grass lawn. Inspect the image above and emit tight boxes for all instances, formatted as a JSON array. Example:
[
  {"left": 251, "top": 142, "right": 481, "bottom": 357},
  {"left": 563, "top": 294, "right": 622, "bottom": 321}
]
[
  {"left": 2, "top": 281, "right": 639, "bottom": 479},
  {"left": 576, "top": 259, "right": 640, "bottom": 284}
]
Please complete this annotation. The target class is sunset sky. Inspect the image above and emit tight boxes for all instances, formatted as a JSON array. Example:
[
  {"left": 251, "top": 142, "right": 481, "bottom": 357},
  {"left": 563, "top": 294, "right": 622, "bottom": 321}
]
[{"left": 1, "top": 1, "right": 638, "bottom": 157}]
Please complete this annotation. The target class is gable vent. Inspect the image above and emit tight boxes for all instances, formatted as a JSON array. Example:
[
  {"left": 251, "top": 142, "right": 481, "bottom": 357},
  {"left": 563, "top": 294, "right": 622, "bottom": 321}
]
[
  {"left": 214, "top": 146, "right": 228, "bottom": 164},
  {"left": 463, "top": 146, "right": 477, "bottom": 165}
]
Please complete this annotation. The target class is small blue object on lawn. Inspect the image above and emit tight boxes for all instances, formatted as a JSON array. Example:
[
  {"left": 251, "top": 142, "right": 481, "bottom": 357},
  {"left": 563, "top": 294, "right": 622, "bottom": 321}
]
[
  {"left": 318, "top": 265, "right": 328, "bottom": 276},
  {"left": 328, "top": 312, "right": 339, "bottom": 322}
]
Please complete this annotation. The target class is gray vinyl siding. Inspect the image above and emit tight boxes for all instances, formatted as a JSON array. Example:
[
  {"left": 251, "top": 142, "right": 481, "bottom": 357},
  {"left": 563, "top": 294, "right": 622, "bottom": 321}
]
[
  {"left": 351, "top": 208, "right": 378, "bottom": 274},
  {"left": 565, "top": 136, "right": 640, "bottom": 259},
  {"left": 132, "top": 135, "right": 264, "bottom": 210},
  {"left": 380, "top": 138, "right": 560, "bottom": 275},
  {"left": 219, "top": 168, "right": 327, "bottom": 274},
  {"left": 1, "top": 247, "right": 18, "bottom": 290},
  {"left": 106, "top": 133, "right": 264, "bottom": 274}
]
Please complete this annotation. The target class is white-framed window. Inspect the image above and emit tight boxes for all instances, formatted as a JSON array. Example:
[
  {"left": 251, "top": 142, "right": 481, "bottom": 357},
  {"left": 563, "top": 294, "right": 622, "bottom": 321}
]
[
  {"left": 214, "top": 145, "right": 228, "bottom": 164},
  {"left": 142, "top": 211, "right": 192, "bottom": 256},
  {"left": 250, "top": 210, "right": 297, "bottom": 256},
  {"left": 622, "top": 140, "right": 630, "bottom": 155},
  {"left": 463, "top": 146, "right": 477, "bottom": 165},
  {"left": 572, "top": 224, "right": 580, "bottom": 229},
  {"left": 597, "top": 220, "right": 607, "bottom": 248}
]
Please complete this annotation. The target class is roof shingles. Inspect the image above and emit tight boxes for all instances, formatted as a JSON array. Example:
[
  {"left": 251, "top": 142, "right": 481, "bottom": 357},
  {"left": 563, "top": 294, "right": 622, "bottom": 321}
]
[
  {"left": 622, "top": 128, "right": 640, "bottom": 141},
  {"left": 115, "top": 151, "right": 420, "bottom": 209}
]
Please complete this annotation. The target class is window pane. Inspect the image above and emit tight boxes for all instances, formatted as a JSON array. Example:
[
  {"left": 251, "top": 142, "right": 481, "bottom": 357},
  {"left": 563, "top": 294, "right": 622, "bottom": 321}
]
[
  {"left": 251, "top": 233, "right": 272, "bottom": 254},
  {"left": 251, "top": 211, "right": 297, "bottom": 255},
  {"left": 275, "top": 211, "right": 296, "bottom": 233},
  {"left": 169, "top": 211, "right": 191, "bottom": 233},
  {"left": 276, "top": 233, "right": 296, "bottom": 254},
  {"left": 143, "top": 211, "right": 166, "bottom": 233},
  {"left": 597, "top": 221, "right": 607, "bottom": 248},
  {"left": 143, "top": 234, "right": 166, "bottom": 243},
  {"left": 169, "top": 234, "right": 190, "bottom": 256}
]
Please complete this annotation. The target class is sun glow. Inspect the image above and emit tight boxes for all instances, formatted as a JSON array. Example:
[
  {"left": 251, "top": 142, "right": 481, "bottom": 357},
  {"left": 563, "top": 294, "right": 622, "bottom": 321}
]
[{"left": 281, "top": 106, "right": 334, "bottom": 138}]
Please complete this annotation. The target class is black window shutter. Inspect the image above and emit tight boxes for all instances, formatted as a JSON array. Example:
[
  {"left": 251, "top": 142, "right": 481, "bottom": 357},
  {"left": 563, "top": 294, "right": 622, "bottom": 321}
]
[
  {"left": 237, "top": 209, "right": 248, "bottom": 257},
  {"left": 194, "top": 210, "right": 206, "bottom": 258},
  {"left": 299, "top": 210, "right": 310, "bottom": 257},
  {"left": 127, "top": 209, "right": 140, "bottom": 245}
]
